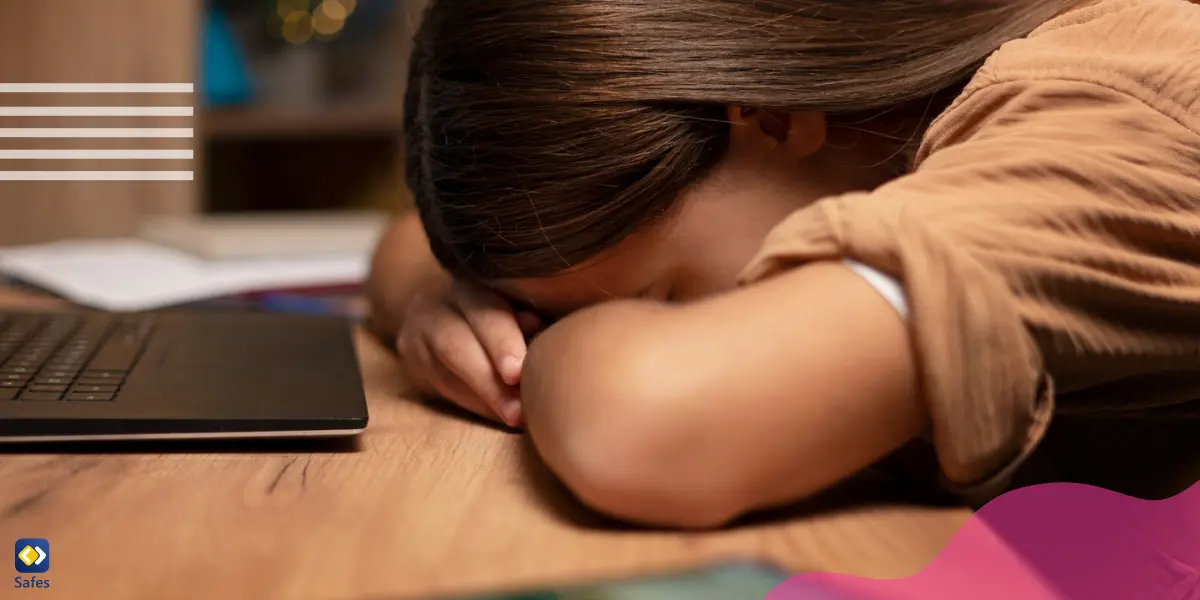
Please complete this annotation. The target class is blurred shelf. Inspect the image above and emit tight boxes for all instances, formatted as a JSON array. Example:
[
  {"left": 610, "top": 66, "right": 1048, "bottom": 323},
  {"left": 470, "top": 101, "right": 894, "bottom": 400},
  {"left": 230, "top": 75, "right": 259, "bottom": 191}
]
[{"left": 202, "top": 104, "right": 404, "bottom": 139}]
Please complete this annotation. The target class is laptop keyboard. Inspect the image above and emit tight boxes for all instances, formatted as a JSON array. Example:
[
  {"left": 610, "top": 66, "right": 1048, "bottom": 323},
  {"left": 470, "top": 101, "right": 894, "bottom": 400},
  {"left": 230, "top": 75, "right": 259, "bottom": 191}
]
[{"left": 0, "top": 313, "right": 153, "bottom": 402}]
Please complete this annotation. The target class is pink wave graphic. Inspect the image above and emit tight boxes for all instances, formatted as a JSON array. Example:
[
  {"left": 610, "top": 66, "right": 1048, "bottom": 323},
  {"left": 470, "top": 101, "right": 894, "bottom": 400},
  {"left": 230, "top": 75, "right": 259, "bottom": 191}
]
[{"left": 765, "top": 481, "right": 1200, "bottom": 600}]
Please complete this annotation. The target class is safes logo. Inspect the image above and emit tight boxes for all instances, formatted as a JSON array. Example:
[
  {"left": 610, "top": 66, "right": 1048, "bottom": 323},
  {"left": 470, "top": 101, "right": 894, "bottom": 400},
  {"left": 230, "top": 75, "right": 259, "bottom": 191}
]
[{"left": 13, "top": 538, "right": 50, "bottom": 590}]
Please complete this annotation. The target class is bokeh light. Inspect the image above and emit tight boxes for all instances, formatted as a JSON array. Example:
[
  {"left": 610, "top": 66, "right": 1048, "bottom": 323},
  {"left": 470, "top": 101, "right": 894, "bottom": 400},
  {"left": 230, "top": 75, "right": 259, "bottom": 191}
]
[
  {"left": 281, "top": 10, "right": 314, "bottom": 44},
  {"left": 313, "top": 0, "right": 348, "bottom": 37}
]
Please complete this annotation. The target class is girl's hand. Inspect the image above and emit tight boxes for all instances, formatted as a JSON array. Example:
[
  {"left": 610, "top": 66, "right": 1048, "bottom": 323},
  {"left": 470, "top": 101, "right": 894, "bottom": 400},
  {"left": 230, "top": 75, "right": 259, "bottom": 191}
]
[{"left": 396, "top": 278, "right": 542, "bottom": 428}]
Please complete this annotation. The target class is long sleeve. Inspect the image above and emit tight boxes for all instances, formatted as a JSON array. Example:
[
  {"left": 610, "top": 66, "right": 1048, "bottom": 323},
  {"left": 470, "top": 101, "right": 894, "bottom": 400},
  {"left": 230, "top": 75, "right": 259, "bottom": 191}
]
[{"left": 739, "top": 0, "right": 1200, "bottom": 499}]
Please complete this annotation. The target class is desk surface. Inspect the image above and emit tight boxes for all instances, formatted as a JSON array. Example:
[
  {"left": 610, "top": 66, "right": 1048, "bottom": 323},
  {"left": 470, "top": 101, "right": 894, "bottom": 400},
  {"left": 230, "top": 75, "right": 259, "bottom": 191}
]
[{"left": 0, "top": 289, "right": 971, "bottom": 600}]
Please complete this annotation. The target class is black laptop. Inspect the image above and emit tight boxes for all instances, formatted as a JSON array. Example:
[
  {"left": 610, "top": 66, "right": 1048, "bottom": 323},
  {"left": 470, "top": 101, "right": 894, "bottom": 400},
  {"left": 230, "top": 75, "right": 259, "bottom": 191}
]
[{"left": 0, "top": 309, "right": 368, "bottom": 442}]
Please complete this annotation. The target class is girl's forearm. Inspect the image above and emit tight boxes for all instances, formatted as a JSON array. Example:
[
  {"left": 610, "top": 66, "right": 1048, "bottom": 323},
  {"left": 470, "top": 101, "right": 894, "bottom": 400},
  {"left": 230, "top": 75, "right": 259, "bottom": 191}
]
[
  {"left": 522, "top": 262, "right": 926, "bottom": 528},
  {"left": 365, "top": 212, "right": 451, "bottom": 342}
]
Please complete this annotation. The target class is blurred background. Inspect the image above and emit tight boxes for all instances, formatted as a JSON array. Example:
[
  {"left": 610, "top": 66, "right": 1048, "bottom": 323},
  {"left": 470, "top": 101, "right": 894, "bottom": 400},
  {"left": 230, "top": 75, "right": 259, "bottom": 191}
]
[
  {"left": 0, "top": 0, "right": 429, "bottom": 316},
  {"left": 0, "top": 0, "right": 426, "bottom": 243},
  {"left": 202, "top": 0, "right": 419, "bottom": 214}
]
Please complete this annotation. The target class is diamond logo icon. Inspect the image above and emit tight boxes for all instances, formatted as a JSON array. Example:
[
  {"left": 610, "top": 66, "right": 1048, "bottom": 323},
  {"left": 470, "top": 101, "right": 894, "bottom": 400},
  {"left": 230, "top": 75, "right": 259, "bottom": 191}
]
[{"left": 14, "top": 539, "right": 49, "bottom": 573}]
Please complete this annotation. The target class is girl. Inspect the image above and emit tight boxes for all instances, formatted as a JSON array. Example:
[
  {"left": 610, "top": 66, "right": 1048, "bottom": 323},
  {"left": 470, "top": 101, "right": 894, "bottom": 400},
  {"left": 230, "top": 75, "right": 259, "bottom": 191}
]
[{"left": 369, "top": 0, "right": 1200, "bottom": 528}]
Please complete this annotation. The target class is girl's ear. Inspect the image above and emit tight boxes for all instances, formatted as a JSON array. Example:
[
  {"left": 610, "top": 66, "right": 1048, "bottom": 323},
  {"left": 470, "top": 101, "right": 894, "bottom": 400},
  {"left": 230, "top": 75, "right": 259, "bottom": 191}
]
[{"left": 727, "top": 106, "right": 827, "bottom": 161}]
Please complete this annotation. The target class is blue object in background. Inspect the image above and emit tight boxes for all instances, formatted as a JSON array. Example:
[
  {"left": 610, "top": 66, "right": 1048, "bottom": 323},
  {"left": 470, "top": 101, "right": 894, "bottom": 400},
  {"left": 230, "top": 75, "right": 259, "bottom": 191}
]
[
  {"left": 257, "top": 294, "right": 340, "bottom": 316},
  {"left": 201, "top": 5, "right": 254, "bottom": 106},
  {"left": 253, "top": 293, "right": 366, "bottom": 321}
]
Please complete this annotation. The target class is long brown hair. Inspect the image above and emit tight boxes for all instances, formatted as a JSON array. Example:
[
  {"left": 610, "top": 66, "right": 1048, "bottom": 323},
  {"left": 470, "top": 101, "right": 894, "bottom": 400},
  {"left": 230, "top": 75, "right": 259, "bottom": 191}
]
[{"left": 405, "top": 0, "right": 1074, "bottom": 280}]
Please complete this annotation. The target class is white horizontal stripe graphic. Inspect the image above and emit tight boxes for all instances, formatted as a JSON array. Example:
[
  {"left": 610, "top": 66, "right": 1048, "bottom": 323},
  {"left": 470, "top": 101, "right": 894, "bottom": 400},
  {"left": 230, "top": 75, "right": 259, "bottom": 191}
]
[
  {"left": 0, "top": 171, "right": 194, "bottom": 181},
  {"left": 0, "top": 150, "right": 193, "bottom": 159},
  {"left": 0, "top": 83, "right": 193, "bottom": 93},
  {"left": 0, "top": 106, "right": 193, "bottom": 117},
  {"left": 0, "top": 128, "right": 193, "bottom": 138}
]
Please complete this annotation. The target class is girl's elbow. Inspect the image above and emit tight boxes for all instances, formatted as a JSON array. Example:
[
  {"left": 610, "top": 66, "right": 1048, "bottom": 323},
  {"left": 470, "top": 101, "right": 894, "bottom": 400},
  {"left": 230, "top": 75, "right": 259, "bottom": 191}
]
[
  {"left": 523, "top": 303, "right": 745, "bottom": 528},
  {"left": 528, "top": 366, "right": 741, "bottom": 529}
]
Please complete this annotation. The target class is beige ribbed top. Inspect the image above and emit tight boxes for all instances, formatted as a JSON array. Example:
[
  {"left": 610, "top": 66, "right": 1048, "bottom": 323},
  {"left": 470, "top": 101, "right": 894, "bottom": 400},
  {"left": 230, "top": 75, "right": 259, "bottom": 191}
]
[{"left": 739, "top": 0, "right": 1200, "bottom": 498}]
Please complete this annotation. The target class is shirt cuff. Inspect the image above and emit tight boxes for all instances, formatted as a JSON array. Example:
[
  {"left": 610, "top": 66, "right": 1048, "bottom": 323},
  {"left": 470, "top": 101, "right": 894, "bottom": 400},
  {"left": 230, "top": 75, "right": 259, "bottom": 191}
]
[{"left": 843, "top": 259, "right": 910, "bottom": 321}]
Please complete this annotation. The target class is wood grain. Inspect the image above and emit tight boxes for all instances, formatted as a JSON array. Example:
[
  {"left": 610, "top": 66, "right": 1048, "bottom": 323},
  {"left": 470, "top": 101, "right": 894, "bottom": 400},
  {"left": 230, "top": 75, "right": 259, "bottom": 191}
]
[{"left": 0, "top": 289, "right": 971, "bottom": 600}]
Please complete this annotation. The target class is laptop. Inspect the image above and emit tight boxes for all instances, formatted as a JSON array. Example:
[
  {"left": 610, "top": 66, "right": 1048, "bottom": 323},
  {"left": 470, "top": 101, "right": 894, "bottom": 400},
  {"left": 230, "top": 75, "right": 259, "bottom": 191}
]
[{"left": 0, "top": 309, "right": 368, "bottom": 442}]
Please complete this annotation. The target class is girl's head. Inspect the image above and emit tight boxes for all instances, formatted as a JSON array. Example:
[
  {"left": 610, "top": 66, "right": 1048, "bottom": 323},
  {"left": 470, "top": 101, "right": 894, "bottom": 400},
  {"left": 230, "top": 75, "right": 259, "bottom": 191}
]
[{"left": 405, "top": 0, "right": 1069, "bottom": 314}]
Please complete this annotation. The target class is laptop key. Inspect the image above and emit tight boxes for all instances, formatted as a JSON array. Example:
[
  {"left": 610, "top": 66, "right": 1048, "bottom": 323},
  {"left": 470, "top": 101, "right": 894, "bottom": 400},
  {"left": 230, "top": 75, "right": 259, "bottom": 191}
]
[
  {"left": 33, "top": 377, "right": 73, "bottom": 385},
  {"left": 28, "top": 384, "right": 68, "bottom": 393},
  {"left": 67, "top": 392, "right": 113, "bottom": 402},
  {"left": 19, "top": 391, "right": 62, "bottom": 401},
  {"left": 0, "top": 381, "right": 24, "bottom": 388},
  {"left": 74, "top": 379, "right": 116, "bottom": 387},
  {"left": 80, "top": 370, "right": 124, "bottom": 380},
  {"left": 39, "top": 370, "right": 77, "bottom": 379},
  {"left": 0, "top": 389, "right": 16, "bottom": 401},
  {"left": 72, "top": 384, "right": 118, "bottom": 393}
]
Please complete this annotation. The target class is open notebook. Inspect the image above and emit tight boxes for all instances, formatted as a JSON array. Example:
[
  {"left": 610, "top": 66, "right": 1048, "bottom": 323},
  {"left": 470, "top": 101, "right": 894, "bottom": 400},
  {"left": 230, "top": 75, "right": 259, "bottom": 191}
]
[{"left": 0, "top": 239, "right": 367, "bottom": 312}]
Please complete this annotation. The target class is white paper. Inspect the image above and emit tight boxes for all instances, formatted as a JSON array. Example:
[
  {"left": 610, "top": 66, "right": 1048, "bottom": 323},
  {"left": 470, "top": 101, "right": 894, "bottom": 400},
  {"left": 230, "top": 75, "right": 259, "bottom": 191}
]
[{"left": 0, "top": 239, "right": 368, "bottom": 312}]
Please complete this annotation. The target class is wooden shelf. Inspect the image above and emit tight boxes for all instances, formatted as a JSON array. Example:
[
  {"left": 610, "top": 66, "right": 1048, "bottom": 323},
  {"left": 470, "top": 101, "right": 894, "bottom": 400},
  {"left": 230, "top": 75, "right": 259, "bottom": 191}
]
[{"left": 202, "top": 104, "right": 404, "bottom": 139}]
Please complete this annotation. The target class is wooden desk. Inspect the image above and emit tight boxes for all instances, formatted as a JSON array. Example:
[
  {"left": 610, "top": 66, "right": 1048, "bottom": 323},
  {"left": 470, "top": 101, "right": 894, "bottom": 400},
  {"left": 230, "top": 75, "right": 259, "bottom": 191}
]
[{"left": 0, "top": 289, "right": 971, "bottom": 600}]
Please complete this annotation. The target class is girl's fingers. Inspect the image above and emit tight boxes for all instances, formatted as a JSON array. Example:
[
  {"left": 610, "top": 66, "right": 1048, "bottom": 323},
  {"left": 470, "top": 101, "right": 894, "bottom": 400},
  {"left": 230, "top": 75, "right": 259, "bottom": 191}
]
[
  {"left": 423, "top": 341, "right": 497, "bottom": 423},
  {"left": 425, "top": 312, "right": 522, "bottom": 427},
  {"left": 452, "top": 283, "right": 529, "bottom": 386},
  {"left": 397, "top": 332, "right": 439, "bottom": 398}
]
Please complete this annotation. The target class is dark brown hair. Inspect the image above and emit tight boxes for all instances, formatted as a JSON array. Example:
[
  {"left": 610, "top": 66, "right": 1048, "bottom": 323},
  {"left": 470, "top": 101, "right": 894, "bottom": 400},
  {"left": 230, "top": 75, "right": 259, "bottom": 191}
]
[{"left": 405, "top": 0, "right": 1074, "bottom": 280}]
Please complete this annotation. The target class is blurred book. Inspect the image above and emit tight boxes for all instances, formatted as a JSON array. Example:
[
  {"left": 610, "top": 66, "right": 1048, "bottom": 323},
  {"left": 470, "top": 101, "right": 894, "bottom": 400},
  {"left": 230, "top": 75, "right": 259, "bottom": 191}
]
[
  {"left": 0, "top": 239, "right": 367, "bottom": 312},
  {"left": 138, "top": 210, "right": 388, "bottom": 260}
]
